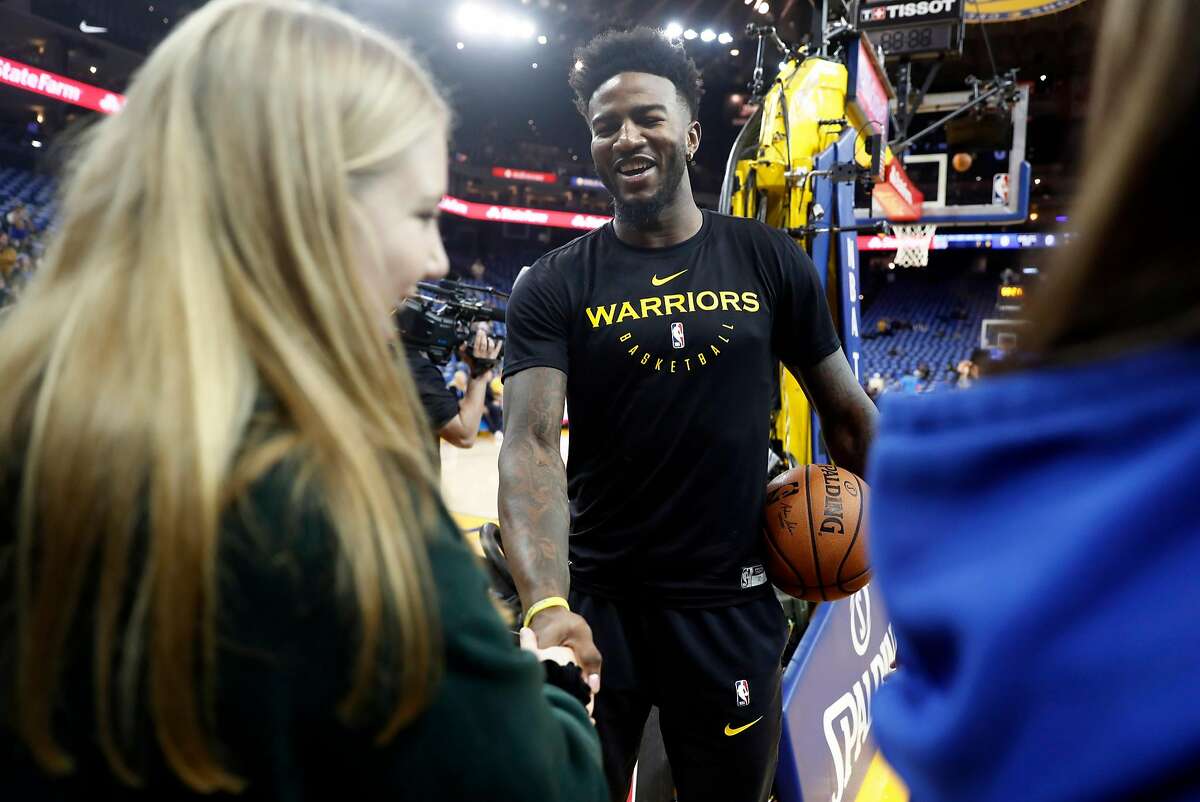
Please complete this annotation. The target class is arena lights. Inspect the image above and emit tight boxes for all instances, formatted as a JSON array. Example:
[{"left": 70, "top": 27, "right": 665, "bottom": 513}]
[
  {"left": 454, "top": 3, "right": 537, "bottom": 41},
  {"left": 730, "top": 48, "right": 740, "bottom": 56},
  {"left": 667, "top": 23, "right": 732, "bottom": 46},
  {"left": 757, "top": 2, "right": 771, "bottom": 14}
]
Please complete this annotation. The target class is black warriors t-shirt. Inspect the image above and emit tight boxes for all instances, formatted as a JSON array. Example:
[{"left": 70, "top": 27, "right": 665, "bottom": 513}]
[{"left": 503, "top": 211, "right": 841, "bottom": 606}]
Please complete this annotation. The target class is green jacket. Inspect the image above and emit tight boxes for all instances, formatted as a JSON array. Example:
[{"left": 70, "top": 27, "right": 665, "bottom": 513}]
[{"left": 2, "top": 464, "right": 608, "bottom": 801}]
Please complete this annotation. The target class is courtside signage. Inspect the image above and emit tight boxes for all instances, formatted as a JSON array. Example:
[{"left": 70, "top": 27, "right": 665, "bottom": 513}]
[
  {"left": 491, "top": 166, "right": 558, "bottom": 184},
  {"left": 0, "top": 55, "right": 125, "bottom": 114},
  {"left": 439, "top": 194, "right": 610, "bottom": 230},
  {"left": 776, "top": 586, "right": 897, "bottom": 802}
]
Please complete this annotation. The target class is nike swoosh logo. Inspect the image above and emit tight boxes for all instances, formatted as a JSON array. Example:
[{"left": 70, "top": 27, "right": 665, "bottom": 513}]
[
  {"left": 724, "top": 716, "right": 764, "bottom": 736},
  {"left": 79, "top": 20, "right": 109, "bottom": 34},
  {"left": 650, "top": 268, "right": 688, "bottom": 286}
]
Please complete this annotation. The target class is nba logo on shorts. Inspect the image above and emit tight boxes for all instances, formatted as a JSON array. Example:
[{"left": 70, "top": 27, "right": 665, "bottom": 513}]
[
  {"left": 735, "top": 679, "right": 750, "bottom": 707},
  {"left": 670, "top": 322, "right": 685, "bottom": 349}
]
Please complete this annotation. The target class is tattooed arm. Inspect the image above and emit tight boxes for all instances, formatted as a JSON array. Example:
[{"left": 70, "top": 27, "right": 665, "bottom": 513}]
[{"left": 498, "top": 367, "right": 602, "bottom": 683}]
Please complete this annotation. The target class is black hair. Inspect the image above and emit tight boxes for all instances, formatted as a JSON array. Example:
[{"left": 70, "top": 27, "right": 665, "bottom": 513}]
[{"left": 569, "top": 27, "right": 704, "bottom": 121}]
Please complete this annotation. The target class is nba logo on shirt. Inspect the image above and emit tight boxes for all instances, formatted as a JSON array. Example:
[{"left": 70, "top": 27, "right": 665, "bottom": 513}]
[
  {"left": 735, "top": 680, "right": 750, "bottom": 707},
  {"left": 670, "top": 322, "right": 685, "bottom": 349}
]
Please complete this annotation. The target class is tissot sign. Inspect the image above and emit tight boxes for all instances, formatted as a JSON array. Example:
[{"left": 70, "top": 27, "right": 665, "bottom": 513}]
[{"left": 858, "top": 0, "right": 962, "bottom": 27}]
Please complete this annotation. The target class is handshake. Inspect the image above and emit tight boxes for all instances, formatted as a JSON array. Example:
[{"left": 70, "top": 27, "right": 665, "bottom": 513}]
[{"left": 518, "top": 609, "right": 602, "bottom": 720}]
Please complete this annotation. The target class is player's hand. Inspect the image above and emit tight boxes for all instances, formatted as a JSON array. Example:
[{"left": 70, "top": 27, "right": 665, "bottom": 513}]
[
  {"left": 520, "top": 627, "right": 596, "bottom": 719},
  {"left": 529, "top": 606, "right": 602, "bottom": 695},
  {"left": 519, "top": 625, "right": 579, "bottom": 665}
]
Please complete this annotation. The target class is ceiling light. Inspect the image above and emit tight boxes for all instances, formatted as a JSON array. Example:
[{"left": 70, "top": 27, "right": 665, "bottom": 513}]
[
  {"left": 730, "top": 48, "right": 740, "bottom": 56},
  {"left": 574, "top": 59, "right": 584, "bottom": 71},
  {"left": 537, "top": 34, "right": 547, "bottom": 44},
  {"left": 456, "top": 41, "right": 465, "bottom": 49},
  {"left": 455, "top": 3, "right": 537, "bottom": 40},
  {"left": 700, "top": 29, "right": 716, "bottom": 42},
  {"left": 757, "top": 2, "right": 770, "bottom": 13},
  {"left": 31, "top": 140, "right": 42, "bottom": 148},
  {"left": 89, "top": 65, "right": 97, "bottom": 73},
  {"left": 664, "top": 21, "right": 683, "bottom": 39},
  {"left": 718, "top": 32, "right": 733, "bottom": 44},
  {"left": 683, "top": 29, "right": 698, "bottom": 40}
]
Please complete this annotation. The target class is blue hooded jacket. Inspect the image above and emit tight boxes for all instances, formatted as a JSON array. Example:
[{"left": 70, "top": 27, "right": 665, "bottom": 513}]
[{"left": 868, "top": 343, "right": 1200, "bottom": 802}]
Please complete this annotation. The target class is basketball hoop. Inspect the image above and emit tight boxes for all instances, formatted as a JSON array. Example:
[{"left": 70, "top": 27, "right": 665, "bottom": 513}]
[{"left": 891, "top": 223, "right": 938, "bottom": 267}]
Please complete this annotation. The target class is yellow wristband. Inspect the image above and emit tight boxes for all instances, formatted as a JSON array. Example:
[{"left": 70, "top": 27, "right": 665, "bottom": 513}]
[{"left": 523, "top": 596, "right": 570, "bottom": 629}]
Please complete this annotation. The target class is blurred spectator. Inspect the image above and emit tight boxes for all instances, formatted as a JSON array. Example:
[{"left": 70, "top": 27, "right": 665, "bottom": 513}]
[
  {"left": 6, "top": 202, "right": 31, "bottom": 242},
  {"left": 868, "top": 4, "right": 1200, "bottom": 802}
]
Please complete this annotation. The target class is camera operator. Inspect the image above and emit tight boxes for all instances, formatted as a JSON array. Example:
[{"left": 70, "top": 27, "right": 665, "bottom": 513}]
[{"left": 405, "top": 323, "right": 503, "bottom": 451}]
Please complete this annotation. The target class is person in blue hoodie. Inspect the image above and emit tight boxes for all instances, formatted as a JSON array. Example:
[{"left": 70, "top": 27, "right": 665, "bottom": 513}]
[{"left": 867, "top": 3, "right": 1200, "bottom": 801}]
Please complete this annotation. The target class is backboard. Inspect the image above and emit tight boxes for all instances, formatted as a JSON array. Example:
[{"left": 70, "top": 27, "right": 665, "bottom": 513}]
[{"left": 855, "top": 83, "right": 1031, "bottom": 227}]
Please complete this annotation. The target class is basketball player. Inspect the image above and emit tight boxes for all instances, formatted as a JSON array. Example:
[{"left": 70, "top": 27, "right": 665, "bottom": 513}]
[{"left": 498, "top": 28, "right": 878, "bottom": 802}]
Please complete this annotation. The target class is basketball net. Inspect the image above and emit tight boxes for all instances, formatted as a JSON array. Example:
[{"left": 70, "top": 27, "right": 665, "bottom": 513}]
[{"left": 891, "top": 223, "right": 938, "bottom": 268}]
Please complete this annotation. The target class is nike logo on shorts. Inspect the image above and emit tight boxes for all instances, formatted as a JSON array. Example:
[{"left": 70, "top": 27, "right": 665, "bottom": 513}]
[
  {"left": 724, "top": 715, "right": 764, "bottom": 736},
  {"left": 650, "top": 268, "right": 688, "bottom": 286}
]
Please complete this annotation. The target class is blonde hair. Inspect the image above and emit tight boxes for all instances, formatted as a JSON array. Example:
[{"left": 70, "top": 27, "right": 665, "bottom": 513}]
[
  {"left": 1025, "top": 0, "right": 1200, "bottom": 357},
  {"left": 0, "top": 0, "right": 450, "bottom": 791}
]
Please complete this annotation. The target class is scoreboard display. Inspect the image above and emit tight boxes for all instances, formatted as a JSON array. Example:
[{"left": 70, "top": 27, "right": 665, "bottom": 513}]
[{"left": 856, "top": 1, "right": 966, "bottom": 59}]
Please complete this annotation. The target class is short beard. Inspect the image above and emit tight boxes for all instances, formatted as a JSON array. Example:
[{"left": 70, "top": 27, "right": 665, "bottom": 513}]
[{"left": 611, "top": 140, "right": 687, "bottom": 230}]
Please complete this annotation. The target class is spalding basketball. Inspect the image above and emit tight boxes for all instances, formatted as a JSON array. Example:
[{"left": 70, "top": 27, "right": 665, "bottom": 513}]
[
  {"left": 763, "top": 465, "right": 870, "bottom": 601},
  {"left": 951, "top": 151, "right": 974, "bottom": 172}
]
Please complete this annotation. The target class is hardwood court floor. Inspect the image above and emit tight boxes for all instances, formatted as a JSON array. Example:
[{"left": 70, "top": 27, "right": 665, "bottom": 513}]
[{"left": 441, "top": 432, "right": 570, "bottom": 538}]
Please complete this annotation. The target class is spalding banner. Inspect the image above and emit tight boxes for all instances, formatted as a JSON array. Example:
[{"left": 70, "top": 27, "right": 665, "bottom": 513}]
[
  {"left": 773, "top": 586, "right": 898, "bottom": 802},
  {"left": 966, "top": 0, "right": 1090, "bottom": 23}
]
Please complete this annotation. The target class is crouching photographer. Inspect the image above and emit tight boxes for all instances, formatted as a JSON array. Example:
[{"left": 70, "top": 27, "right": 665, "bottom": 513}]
[{"left": 397, "top": 279, "right": 506, "bottom": 455}]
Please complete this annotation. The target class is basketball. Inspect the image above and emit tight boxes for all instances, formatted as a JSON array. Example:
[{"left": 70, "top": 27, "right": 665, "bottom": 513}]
[
  {"left": 952, "top": 151, "right": 974, "bottom": 172},
  {"left": 763, "top": 465, "right": 870, "bottom": 601}
]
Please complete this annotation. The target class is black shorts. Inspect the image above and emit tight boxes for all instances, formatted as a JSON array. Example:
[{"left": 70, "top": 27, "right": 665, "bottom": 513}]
[{"left": 569, "top": 589, "right": 788, "bottom": 802}]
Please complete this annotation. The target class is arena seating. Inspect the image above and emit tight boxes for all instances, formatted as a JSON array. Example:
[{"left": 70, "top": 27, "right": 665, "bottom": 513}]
[
  {"left": 0, "top": 167, "right": 56, "bottom": 230},
  {"left": 860, "top": 269, "right": 999, "bottom": 385}
]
